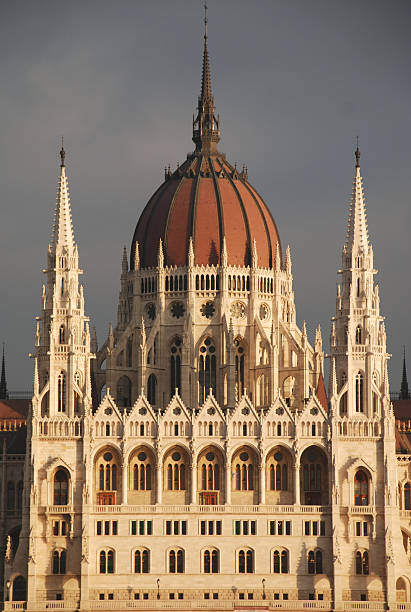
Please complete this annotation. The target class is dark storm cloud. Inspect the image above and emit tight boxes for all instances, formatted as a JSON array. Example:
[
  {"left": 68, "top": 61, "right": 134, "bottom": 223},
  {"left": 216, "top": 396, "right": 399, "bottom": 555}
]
[{"left": 1, "top": 0, "right": 410, "bottom": 392}]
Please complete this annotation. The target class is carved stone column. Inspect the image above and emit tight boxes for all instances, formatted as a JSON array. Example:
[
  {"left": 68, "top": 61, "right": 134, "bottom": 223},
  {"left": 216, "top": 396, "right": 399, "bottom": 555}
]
[{"left": 122, "top": 463, "right": 127, "bottom": 505}]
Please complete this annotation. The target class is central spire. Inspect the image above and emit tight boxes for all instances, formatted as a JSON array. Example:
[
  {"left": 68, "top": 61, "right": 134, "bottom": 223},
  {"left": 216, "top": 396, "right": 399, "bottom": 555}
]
[{"left": 192, "top": 4, "right": 220, "bottom": 154}]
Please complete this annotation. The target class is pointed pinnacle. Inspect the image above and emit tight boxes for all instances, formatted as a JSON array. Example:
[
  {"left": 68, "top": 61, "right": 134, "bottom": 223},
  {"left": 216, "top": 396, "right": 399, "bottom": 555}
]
[{"left": 122, "top": 246, "right": 128, "bottom": 273}]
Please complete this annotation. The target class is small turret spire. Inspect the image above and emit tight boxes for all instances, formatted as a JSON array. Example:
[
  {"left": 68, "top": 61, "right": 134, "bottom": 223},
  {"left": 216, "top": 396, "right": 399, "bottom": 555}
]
[
  {"left": 344, "top": 144, "right": 369, "bottom": 255},
  {"left": 400, "top": 346, "right": 410, "bottom": 400},
  {"left": 0, "top": 343, "right": 8, "bottom": 400},
  {"left": 51, "top": 142, "right": 75, "bottom": 253}
]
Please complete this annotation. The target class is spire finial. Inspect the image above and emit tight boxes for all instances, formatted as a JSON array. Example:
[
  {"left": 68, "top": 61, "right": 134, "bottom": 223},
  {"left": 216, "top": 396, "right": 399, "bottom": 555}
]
[
  {"left": 401, "top": 345, "right": 410, "bottom": 400},
  {"left": 60, "top": 136, "right": 65, "bottom": 167},
  {"left": 204, "top": 2, "right": 208, "bottom": 41},
  {"left": 0, "top": 342, "right": 8, "bottom": 400},
  {"left": 355, "top": 136, "right": 360, "bottom": 168},
  {"left": 192, "top": 3, "right": 220, "bottom": 154}
]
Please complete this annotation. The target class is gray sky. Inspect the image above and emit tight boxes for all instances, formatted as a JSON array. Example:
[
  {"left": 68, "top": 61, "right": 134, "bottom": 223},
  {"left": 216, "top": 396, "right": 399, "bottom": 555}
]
[{"left": 1, "top": 0, "right": 410, "bottom": 393}]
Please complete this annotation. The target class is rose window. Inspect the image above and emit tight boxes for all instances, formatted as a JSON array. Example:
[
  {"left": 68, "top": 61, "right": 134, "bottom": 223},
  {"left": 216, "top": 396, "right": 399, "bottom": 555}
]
[
  {"left": 171, "top": 301, "right": 185, "bottom": 319},
  {"left": 201, "top": 301, "right": 215, "bottom": 319}
]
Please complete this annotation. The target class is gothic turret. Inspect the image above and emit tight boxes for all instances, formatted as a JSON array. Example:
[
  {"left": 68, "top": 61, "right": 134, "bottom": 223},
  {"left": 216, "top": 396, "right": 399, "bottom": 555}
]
[
  {"left": 33, "top": 144, "right": 93, "bottom": 417},
  {"left": 330, "top": 145, "right": 390, "bottom": 417}
]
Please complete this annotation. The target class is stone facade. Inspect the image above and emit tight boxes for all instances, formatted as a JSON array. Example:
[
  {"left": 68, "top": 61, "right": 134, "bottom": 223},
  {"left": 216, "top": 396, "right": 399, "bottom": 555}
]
[{"left": 2, "top": 22, "right": 411, "bottom": 612}]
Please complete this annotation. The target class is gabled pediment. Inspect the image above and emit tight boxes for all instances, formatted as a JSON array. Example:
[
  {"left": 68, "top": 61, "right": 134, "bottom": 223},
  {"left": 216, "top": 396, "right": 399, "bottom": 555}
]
[
  {"left": 127, "top": 393, "right": 158, "bottom": 422},
  {"left": 93, "top": 391, "right": 123, "bottom": 421}
]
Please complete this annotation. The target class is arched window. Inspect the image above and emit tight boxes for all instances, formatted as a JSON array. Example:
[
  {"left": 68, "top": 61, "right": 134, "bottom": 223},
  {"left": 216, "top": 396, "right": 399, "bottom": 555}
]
[
  {"left": 99, "top": 549, "right": 114, "bottom": 574},
  {"left": 132, "top": 451, "right": 152, "bottom": 491},
  {"left": 355, "top": 325, "right": 362, "bottom": 344},
  {"left": 134, "top": 549, "right": 150, "bottom": 573},
  {"left": 355, "top": 372, "right": 364, "bottom": 413},
  {"left": 238, "top": 549, "right": 254, "bottom": 573},
  {"left": 170, "top": 337, "right": 182, "bottom": 397},
  {"left": 268, "top": 449, "right": 289, "bottom": 491},
  {"left": 340, "top": 391, "right": 347, "bottom": 416},
  {"left": 7, "top": 481, "right": 15, "bottom": 510},
  {"left": 308, "top": 550, "right": 322, "bottom": 574},
  {"left": 126, "top": 337, "right": 133, "bottom": 367},
  {"left": 169, "top": 549, "right": 184, "bottom": 573},
  {"left": 12, "top": 576, "right": 26, "bottom": 602},
  {"left": 256, "top": 374, "right": 268, "bottom": 407},
  {"left": 233, "top": 450, "right": 255, "bottom": 491},
  {"left": 404, "top": 482, "right": 411, "bottom": 510},
  {"left": 273, "top": 550, "right": 289, "bottom": 573},
  {"left": 354, "top": 470, "right": 369, "bottom": 506},
  {"left": 147, "top": 374, "right": 157, "bottom": 406},
  {"left": 301, "top": 447, "right": 327, "bottom": 505},
  {"left": 17, "top": 480, "right": 23, "bottom": 510},
  {"left": 57, "top": 372, "right": 66, "bottom": 412},
  {"left": 199, "top": 337, "right": 216, "bottom": 404},
  {"left": 234, "top": 338, "right": 246, "bottom": 401},
  {"left": 355, "top": 551, "right": 369, "bottom": 575},
  {"left": 165, "top": 451, "right": 186, "bottom": 490},
  {"left": 52, "top": 550, "right": 66, "bottom": 574},
  {"left": 53, "top": 470, "right": 69, "bottom": 505},
  {"left": 117, "top": 375, "right": 132, "bottom": 408},
  {"left": 59, "top": 325, "right": 65, "bottom": 344},
  {"left": 315, "top": 550, "right": 323, "bottom": 574},
  {"left": 97, "top": 451, "right": 118, "bottom": 504},
  {"left": 203, "top": 549, "right": 219, "bottom": 573}
]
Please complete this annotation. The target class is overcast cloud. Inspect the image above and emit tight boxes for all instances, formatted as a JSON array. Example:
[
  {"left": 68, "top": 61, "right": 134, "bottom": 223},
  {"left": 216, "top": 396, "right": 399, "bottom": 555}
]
[{"left": 1, "top": 0, "right": 410, "bottom": 393}]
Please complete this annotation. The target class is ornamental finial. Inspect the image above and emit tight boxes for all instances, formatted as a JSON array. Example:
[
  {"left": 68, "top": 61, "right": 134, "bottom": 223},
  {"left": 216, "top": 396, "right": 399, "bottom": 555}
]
[
  {"left": 60, "top": 136, "right": 65, "bottom": 167},
  {"left": 355, "top": 136, "right": 360, "bottom": 168}
]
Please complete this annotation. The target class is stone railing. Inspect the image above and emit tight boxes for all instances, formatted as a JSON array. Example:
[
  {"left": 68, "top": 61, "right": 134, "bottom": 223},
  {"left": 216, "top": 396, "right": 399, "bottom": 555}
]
[
  {"left": 90, "top": 503, "right": 331, "bottom": 514},
  {"left": 2, "top": 601, "right": 393, "bottom": 611}
]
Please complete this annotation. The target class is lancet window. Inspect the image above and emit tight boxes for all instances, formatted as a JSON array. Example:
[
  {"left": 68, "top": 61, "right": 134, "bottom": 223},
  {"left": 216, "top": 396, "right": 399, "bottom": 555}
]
[
  {"left": 147, "top": 374, "right": 157, "bottom": 406},
  {"left": 354, "top": 470, "right": 369, "bottom": 506},
  {"left": 307, "top": 550, "right": 322, "bottom": 574},
  {"left": 199, "top": 337, "right": 216, "bottom": 404},
  {"left": 99, "top": 549, "right": 114, "bottom": 574},
  {"left": 233, "top": 450, "right": 254, "bottom": 491},
  {"left": 234, "top": 337, "right": 246, "bottom": 401},
  {"left": 273, "top": 549, "right": 289, "bottom": 574},
  {"left": 170, "top": 337, "right": 182, "bottom": 397},
  {"left": 355, "top": 551, "right": 369, "bottom": 575},
  {"left": 132, "top": 451, "right": 152, "bottom": 491},
  {"left": 203, "top": 549, "right": 219, "bottom": 573},
  {"left": 268, "top": 450, "right": 289, "bottom": 491},
  {"left": 53, "top": 469, "right": 69, "bottom": 505},
  {"left": 238, "top": 549, "right": 254, "bottom": 573},
  {"left": 169, "top": 549, "right": 184, "bottom": 573},
  {"left": 166, "top": 451, "right": 186, "bottom": 491},
  {"left": 52, "top": 550, "right": 66, "bottom": 575},
  {"left": 134, "top": 549, "right": 150, "bottom": 573},
  {"left": 355, "top": 372, "right": 364, "bottom": 413},
  {"left": 57, "top": 372, "right": 66, "bottom": 413}
]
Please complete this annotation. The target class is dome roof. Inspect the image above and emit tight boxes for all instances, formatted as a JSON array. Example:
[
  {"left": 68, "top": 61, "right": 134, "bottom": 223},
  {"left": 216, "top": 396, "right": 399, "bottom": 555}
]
[
  {"left": 130, "top": 17, "right": 281, "bottom": 270},
  {"left": 131, "top": 155, "right": 280, "bottom": 269}
]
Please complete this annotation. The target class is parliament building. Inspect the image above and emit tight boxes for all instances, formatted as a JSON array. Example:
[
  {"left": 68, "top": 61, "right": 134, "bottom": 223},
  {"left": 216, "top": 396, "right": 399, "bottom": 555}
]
[{"left": 2, "top": 13, "right": 411, "bottom": 612}]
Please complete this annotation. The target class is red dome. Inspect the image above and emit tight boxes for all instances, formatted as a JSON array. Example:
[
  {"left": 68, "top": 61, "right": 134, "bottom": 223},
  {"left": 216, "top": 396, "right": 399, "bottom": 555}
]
[{"left": 131, "top": 154, "right": 281, "bottom": 269}]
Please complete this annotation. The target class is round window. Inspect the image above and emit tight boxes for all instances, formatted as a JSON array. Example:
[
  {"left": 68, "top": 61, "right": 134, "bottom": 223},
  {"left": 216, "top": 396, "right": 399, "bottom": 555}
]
[
  {"left": 172, "top": 452, "right": 181, "bottom": 461},
  {"left": 239, "top": 452, "right": 249, "bottom": 462},
  {"left": 103, "top": 452, "right": 113, "bottom": 462},
  {"left": 206, "top": 452, "right": 215, "bottom": 461},
  {"left": 274, "top": 451, "right": 283, "bottom": 462},
  {"left": 137, "top": 452, "right": 147, "bottom": 461}
]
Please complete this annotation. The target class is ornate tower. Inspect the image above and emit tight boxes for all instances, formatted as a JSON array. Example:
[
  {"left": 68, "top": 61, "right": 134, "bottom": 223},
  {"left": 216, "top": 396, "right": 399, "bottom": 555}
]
[
  {"left": 328, "top": 147, "right": 407, "bottom": 608},
  {"left": 7, "top": 146, "right": 93, "bottom": 605},
  {"left": 330, "top": 145, "right": 389, "bottom": 418}
]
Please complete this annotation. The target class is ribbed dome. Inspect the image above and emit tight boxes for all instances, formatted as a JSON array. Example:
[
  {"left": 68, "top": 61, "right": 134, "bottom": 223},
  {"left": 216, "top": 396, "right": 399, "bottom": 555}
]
[
  {"left": 130, "top": 16, "right": 281, "bottom": 270},
  {"left": 131, "top": 155, "right": 281, "bottom": 269}
]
